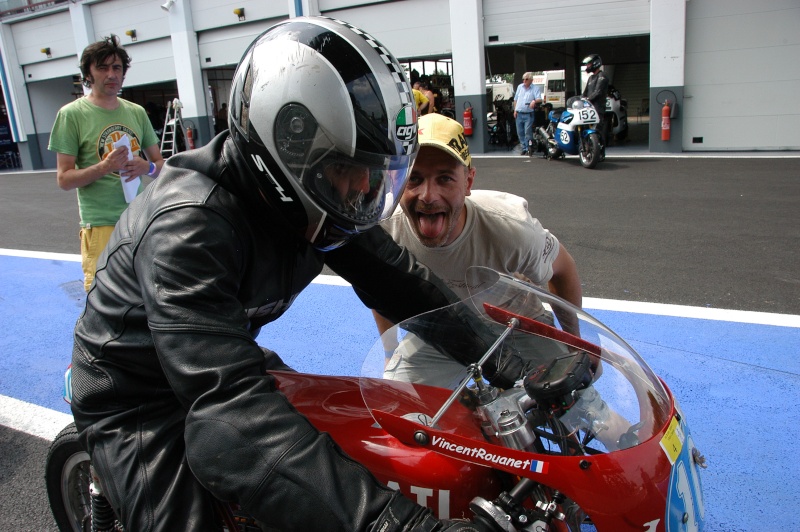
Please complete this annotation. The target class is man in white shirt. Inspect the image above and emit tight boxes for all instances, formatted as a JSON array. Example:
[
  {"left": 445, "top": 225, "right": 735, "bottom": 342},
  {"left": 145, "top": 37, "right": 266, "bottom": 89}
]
[
  {"left": 374, "top": 112, "right": 582, "bottom": 374},
  {"left": 512, "top": 72, "right": 543, "bottom": 155},
  {"left": 373, "top": 114, "right": 631, "bottom": 451}
]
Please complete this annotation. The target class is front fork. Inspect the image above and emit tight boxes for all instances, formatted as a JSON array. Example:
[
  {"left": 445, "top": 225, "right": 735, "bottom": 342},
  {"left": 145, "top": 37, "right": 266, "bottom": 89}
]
[{"left": 469, "top": 478, "right": 567, "bottom": 532}]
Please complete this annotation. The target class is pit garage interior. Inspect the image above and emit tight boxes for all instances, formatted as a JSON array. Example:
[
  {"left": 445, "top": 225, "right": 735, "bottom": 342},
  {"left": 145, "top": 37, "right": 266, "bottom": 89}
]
[
  {"left": 482, "top": 34, "right": 652, "bottom": 151},
  {"left": 1, "top": 0, "right": 796, "bottom": 171}
]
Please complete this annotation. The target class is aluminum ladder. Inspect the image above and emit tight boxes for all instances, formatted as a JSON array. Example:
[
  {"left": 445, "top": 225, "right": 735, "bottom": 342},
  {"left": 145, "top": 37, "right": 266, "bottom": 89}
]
[{"left": 160, "top": 98, "right": 185, "bottom": 158}]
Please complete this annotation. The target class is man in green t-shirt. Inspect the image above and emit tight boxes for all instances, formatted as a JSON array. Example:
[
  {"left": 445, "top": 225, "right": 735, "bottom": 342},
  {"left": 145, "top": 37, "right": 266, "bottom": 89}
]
[{"left": 49, "top": 34, "right": 164, "bottom": 291}]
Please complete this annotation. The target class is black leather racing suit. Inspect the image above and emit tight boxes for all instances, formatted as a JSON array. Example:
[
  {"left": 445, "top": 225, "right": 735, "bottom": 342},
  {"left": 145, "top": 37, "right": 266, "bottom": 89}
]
[
  {"left": 70, "top": 133, "right": 471, "bottom": 531},
  {"left": 581, "top": 70, "right": 610, "bottom": 148}
]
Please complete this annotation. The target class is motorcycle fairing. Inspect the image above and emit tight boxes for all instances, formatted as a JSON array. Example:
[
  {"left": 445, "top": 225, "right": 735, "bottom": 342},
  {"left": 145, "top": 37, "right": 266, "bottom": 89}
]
[
  {"left": 360, "top": 267, "right": 704, "bottom": 531},
  {"left": 664, "top": 407, "right": 706, "bottom": 532},
  {"left": 370, "top": 396, "right": 679, "bottom": 531},
  {"left": 556, "top": 123, "right": 600, "bottom": 155},
  {"left": 272, "top": 371, "right": 504, "bottom": 520}
]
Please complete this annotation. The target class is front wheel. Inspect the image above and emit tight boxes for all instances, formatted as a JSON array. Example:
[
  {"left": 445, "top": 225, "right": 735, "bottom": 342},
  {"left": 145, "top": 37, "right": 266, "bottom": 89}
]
[
  {"left": 45, "top": 423, "right": 96, "bottom": 531},
  {"left": 580, "top": 133, "right": 601, "bottom": 169},
  {"left": 615, "top": 122, "right": 628, "bottom": 141}
]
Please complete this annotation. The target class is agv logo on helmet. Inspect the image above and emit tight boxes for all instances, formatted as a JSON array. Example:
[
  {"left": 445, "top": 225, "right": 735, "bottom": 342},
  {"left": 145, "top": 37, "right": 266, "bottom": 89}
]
[{"left": 395, "top": 106, "right": 418, "bottom": 155}]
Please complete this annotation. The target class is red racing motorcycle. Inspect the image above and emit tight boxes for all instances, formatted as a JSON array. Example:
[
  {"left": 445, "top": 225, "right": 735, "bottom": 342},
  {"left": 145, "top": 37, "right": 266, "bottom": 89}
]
[{"left": 46, "top": 267, "right": 706, "bottom": 531}]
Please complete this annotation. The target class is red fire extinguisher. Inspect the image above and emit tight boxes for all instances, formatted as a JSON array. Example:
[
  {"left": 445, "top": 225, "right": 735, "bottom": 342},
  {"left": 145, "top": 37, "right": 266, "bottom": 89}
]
[
  {"left": 186, "top": 127, "right": 195, "bottom": 150},
  {"left": 462, "top": 101, "right": 473, "bottom": 136},
  {"left": 661, "top": 100, "right": 671, "bottom": 141}
]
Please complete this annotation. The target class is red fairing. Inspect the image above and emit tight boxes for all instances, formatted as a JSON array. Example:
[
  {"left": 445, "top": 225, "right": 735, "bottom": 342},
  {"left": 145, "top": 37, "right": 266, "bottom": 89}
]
[{"left": 272, "top": 371, "right": 503, "bottom": 520}]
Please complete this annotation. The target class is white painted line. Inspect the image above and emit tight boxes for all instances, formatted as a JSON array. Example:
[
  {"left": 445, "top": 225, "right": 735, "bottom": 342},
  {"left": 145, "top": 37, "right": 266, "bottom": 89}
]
[
  {"left": 583, "top": 297, "right": 800, "bottom": 328},
  {"left": 0, "top": 394, "right": 73, "bottom": 441},
  {"left": 312, "top": 274, "right": 352, "bottom": 287},
  {"left": 3, "top": 249, "right": 798, "bottom": 327},
  {"left": 0, "top": 248, "right": 81, "bottom": 262}
]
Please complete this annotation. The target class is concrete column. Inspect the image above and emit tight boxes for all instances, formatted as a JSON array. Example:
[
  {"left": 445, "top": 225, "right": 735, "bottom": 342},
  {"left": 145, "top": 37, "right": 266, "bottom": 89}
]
[
  {"left": 288, "top": 0, "right": 320, "bottom": 17},
  {"left": 449, "top": 0, "right": 488, "bottom": 153},
  {"left": 165, "top": 0, "right": 211, "bottom": 146},
  {"left": 69, "top": 0, "right": 94, "bottom": 96},
  {"left": 564, "top": 41, "right": 578, "bottom": 100},
  {"left": 649, "top": 0, "right": 686, "bottom": 153},
  {"left": 513, "top": 48, "right": 526, "bottom": 87}
]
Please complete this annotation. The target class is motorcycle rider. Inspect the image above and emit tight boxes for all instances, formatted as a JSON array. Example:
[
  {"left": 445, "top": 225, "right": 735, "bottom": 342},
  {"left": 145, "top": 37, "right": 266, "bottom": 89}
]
[
  {"left": 581, "top": 54, "right": 610, "bottom": 158},
  {"left": 68, "top": 17, "right": 496, "bottom": 532}
]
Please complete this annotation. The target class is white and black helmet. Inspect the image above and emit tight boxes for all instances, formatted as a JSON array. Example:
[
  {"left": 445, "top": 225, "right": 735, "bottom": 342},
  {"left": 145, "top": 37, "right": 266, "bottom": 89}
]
[
  {"left": 581, "top": 54, "right": 602, "bottom": 74},
  {"left": 228, "top": 17, "right": 419, "bottom": 250}
]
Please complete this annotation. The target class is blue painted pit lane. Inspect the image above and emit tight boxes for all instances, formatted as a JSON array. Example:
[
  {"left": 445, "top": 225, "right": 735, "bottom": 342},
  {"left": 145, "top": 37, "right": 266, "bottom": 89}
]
[{"left": 1, "top": 250, "right": 798, "bottom": 531}]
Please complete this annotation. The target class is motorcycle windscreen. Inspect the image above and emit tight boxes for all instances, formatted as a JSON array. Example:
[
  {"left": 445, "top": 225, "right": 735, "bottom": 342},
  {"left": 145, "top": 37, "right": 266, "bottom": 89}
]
[{"left": 360, "top": 266, "right": 672, "bottom": 459}]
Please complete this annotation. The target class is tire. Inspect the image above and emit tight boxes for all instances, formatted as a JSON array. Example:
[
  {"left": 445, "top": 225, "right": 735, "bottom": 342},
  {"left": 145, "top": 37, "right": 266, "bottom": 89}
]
[
  {"left": 615, "top": 122, "right": 628, "bottom": 141},
  {"left": 45, "top": 423, "right": 95, "bottom": 532},
  {"left": 580, "top": 133, "right": 601, "bottom": 169},
  {"left": 532, "top": 128, "right": 547, "bottom": 155}
]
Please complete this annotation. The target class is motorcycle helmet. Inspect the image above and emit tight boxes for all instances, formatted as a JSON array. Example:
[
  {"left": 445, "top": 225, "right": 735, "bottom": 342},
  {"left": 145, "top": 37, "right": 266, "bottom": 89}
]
[
  {"left": 581, "top": 54, "right": 602, "bottom": 74},
  {"left": 228, "top": 17, "right": 418, "bottom": 250}
]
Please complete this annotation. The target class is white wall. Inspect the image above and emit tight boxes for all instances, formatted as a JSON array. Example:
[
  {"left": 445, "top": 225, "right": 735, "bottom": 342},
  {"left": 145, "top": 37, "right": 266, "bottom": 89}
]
[
  {"left": 12, "top": 9, "right": 74, "bottom": 67},
  {"left": 483, "top": 0, "right": 650, "bottom": 45},
  {"left": 683, "top": 0, "right": 800, "bottom": 150},
  {"left": 27, "top": 77, "right": 74, "bottom": 132},
  {"left": 323, "top": 0, "right": 452, "bottom": 59}
]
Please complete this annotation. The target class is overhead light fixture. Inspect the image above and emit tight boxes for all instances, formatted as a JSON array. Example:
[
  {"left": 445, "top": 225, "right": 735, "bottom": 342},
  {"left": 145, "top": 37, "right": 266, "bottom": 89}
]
[
  {"left": 233, "top": 7, "right": 245, "bottom": 21},
  {"left": 161, "top": 0, "right": 175, "bottom": 12},
  {"left": 125, "top": 29, "right": 137, "bottom": 42},
  {"left": 41, "top": 47, "right": 52, "bottom": 58}
]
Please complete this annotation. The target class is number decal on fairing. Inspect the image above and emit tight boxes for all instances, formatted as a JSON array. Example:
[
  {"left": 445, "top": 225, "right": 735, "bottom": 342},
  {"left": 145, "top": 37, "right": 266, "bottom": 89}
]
[
  {"left": 579, "top": 108, "right": 598, "bottom": 123},
  {"left": 559, "top": 130, "right": 570, "bottom": 144},
  {"left": 665, "top": 422, "right": 705, "bottom": 531}
]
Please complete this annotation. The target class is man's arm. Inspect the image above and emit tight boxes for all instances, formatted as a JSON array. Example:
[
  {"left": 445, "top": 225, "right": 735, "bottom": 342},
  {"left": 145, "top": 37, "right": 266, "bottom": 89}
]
[
  {"left": 138, "top": 144, "right": 166, "bottom": 179},
  {"left": 529, "top": 86, "right": 543, "bottom": 110},
  {"left": 56, "top": 148, "right": 129, "bottom": 190},
  {"left": 418, "top": 92, "right": 429, "bottom": 114},
  {"left": 585, "top": 74, "right": 609, "bottom": 103},
  {"left": 547, "top": 244, "right": 582, "bottom": 334},
  {"left": 372, "top": 309, "right": 399, "bottom": 364}
]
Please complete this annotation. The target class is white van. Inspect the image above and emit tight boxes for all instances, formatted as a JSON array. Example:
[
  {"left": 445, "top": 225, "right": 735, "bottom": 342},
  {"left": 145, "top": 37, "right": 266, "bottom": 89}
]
[
  {"left": 542, "top": 70, "right": 566, "bottom": 106},
  {"left": 486, "top": 82, "right": 514, "bottom": 103}
]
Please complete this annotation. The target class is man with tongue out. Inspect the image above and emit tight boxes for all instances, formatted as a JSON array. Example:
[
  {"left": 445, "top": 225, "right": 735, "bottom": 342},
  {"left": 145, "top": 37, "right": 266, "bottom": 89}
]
[{"left": 373, "top": 112, "right": 583, "bottom": 379}]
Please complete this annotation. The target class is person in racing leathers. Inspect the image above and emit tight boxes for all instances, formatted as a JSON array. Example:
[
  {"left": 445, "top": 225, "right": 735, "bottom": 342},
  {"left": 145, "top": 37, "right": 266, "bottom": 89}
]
[
  {"left": 68, "top": 17, "right": 496, "bottom": 532},
  {"left": 581, "top": 53, "right": 610, "bottom": 157}
]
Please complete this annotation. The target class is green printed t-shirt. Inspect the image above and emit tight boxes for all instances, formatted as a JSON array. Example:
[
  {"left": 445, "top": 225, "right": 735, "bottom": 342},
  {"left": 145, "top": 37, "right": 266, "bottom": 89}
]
[{"left": 48, "top": 97, "right": 159, "bottom": 227}]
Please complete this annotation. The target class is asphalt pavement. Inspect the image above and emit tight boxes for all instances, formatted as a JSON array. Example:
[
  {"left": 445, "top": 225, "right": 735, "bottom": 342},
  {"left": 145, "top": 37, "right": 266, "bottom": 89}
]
[{"left": 4, "top": 140, "right": 798, "bottom": 315}]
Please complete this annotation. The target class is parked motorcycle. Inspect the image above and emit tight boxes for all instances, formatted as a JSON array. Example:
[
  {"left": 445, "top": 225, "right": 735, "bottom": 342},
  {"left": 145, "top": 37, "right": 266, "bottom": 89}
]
[
  {"left": 46, "top": 267, "right": 705, "bottom": 531},
  {"left": 487, "top": 96, "right": 516, "bottom": 150},
  {"left": 605, "top": 85, "right": 628, "bottom": 142},
  {"left": 533, "top": 96, "right": 603, "bottom": 169}
]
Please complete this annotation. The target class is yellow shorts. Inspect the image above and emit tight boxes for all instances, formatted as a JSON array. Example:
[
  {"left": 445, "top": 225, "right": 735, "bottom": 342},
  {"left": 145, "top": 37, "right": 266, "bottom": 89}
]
[{"left": 79, "top": 225, "right": 115, "bottom": 292}]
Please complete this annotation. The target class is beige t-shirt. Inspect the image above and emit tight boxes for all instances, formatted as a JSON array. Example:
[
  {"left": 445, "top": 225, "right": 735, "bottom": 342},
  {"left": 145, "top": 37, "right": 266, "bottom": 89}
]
[{"left": 382, "top": 189, "right": 560, "bottom": 300}]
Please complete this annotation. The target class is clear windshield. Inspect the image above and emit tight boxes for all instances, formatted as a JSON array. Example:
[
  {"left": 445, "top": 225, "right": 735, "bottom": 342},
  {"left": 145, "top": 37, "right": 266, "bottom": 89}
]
[{"left": 361, "top": 267, "right": 671, "bottom": 460}]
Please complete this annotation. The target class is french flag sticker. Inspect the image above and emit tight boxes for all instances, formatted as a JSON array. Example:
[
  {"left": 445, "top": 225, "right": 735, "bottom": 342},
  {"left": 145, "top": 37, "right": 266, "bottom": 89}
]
[{"left": 530, "top": 460, "right": 549, "bottom": 474}]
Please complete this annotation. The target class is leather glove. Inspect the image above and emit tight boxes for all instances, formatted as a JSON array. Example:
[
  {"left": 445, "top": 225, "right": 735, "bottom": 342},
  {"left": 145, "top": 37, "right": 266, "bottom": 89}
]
[
  {"left": 481, "top": 346, "right": 530, "bottom": 390},
  {"left": 370, "top": 491, "right": 497, "bottom": 532}
]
